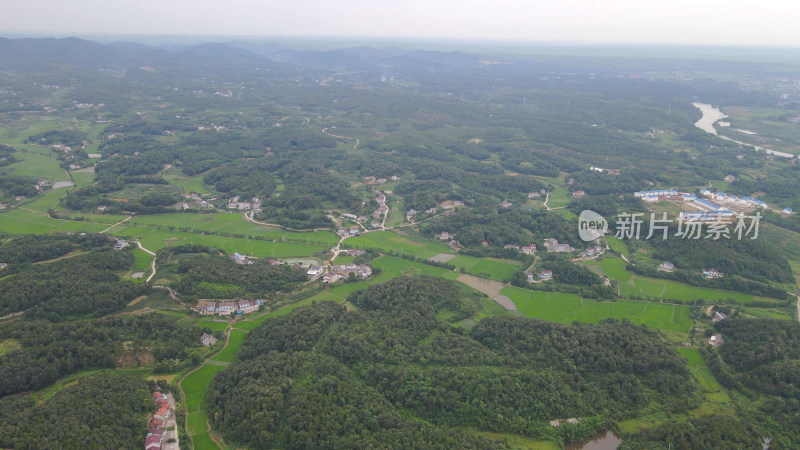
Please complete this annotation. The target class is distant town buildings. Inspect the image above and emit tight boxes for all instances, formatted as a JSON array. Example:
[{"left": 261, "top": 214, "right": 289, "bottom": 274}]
[
  {"left": 703, "top": 268, "right": 724, "bottom": 279},
  {"left": 499, "top": 200, "right": 512, "bottom": 208},
  {"left": 572, "top": 190, "right": 586, "bottom": 198},
  {"left": 709, "top": 334, "right": 725, "bottom": 346}
]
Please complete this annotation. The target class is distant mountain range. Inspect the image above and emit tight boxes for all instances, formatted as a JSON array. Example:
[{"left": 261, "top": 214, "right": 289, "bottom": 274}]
[{"left": 0, "top": 36, "right": 490, "bottom": 73}]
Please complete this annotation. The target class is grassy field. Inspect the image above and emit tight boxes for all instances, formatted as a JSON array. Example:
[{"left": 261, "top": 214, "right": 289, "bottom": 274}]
[
  {"left": 547, "top": 186, "right": 571, "bottom": 208},
  {"left": 678, "top": 348, "right": 724, "bottom": 393},
  {"left": 5, "top": 146, "right": 70, "bottom": 181},
  {"left": 0, "top": 208, "right": 109, "bottom": 234},
  {"left": 163, "top": 168, "right": 212, "bottom": 195},
  {"left": 605, "top": 236, "right": 630, "bottom": 257},
  {"left": 501, "top": 285, "right": 693, "bottom": 333},
  {"left": 597, "top": 257, "right": 769, "bottom": 305},
  {"left": 187, "top": 410, "right": 210, "bottom": 436},
  {"left": 182, "top": 364, "right": 228, "bottom": 413},
  {"left": 596, "top": 257, "right": 632, "bottom": 281},
  {"left": 210, "top": 329, "right": 246, "bottom": 363},
  {"left": 70, "top": 170, "right": 95, "bottom": 188},
  {"left": 114, "top": 226, "right": 328, "bottom": 257},
  {"left": 196, "top": 317, "right": 232, "bottom": 332},
  {"left": 345, "top": 230, "right": 452, "bottom": 259},
  {"left": 190, "top": 432, "right": 218, "bottom": 450},
  {"left": 132, "top": 247, "right": 153, "bottom": 272},
  {"left": 448, "top": 255, "right": 521, "bottom": 281},
  {"left": 128, "top": 212, "right": 338, "bottom": 245}
]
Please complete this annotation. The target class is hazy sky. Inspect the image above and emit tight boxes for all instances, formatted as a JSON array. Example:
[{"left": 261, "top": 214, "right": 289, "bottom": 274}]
[{"left": 2, "top": 0, "right": 799, "bottom": 46}]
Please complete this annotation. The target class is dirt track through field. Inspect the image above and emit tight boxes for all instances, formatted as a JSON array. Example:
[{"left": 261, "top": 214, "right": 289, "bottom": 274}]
[{"left": 457, "top": 274, "right": 517, "bottom": 311}]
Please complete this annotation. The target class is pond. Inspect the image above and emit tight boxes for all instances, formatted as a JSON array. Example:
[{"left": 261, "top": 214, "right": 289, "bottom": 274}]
[{"left": 565, "top": 430, "right": 622, "bottom": 450}]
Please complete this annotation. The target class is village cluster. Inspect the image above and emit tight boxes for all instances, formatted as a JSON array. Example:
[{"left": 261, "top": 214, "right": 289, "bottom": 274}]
[
  {"left": 339, "top": 189, "right": 391, "bottom": 234},
  {"left": 144, "top": 391, "right": 175, "bottom": 450},
  {"left": 406, "top": 199, "right": 464, "bottom": 222},
  {"left": 657, "top": 261, "right": 725, "bottom": 280},
  {"left": 311, "top": 262, "right": 373, "bottom": 283},
  {"left": 196, "top": 298, "right": 263, "bottom": 316},
  {"left": 226, "top": 195, "right": 261, "bottom": 213}
]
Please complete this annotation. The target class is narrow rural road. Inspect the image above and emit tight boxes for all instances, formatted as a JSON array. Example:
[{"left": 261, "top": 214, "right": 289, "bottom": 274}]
[
  {"left": 321, "top": 127, "right": 359, "bottom": 149},
  {"left": 134, "top": 241, "right": 158, "bottom": 283},
  {"left": 243, "top": 212, "right": 333, "bottom": 232},
  {"left": 792, "top": 293, "right": 800, "bottom": 322},
  {"left": 152, "top": 285, "right": 179, "bottom": 300},
  {"left": 0, "top": 311, "right": 24, "bottom": 321},
  {"left": 100, "top": 215, "right": 132, "bottom": 233},
  {"left": 544, "top": 191, "right": 551, "bottom": 210}
]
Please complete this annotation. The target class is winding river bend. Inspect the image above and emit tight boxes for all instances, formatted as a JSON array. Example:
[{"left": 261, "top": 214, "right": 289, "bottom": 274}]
[{"left": 692, "top": 102, "right": 795, "bottom": 159}]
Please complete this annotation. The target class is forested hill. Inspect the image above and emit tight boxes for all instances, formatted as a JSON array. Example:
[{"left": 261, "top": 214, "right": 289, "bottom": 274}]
[{"left": 207, "top": 276, "right": 698, "bottom": 448}]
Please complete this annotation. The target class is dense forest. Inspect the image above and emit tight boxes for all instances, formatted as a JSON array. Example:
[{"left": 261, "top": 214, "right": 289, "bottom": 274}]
[
  {"left": 702, "top": 319, "right": 800, "bottom": 448},
  {"left": 207, "top": 276, "right": 698, "bottom": 448},
  {"left": 0, "top": 313, "right": 208, "bottom": 396},
  {"left": 620, "top": 415, "right": 762, "bottom": 449},
  {"left": 0, "top": 233, "right": 110, "bottom": 267},
  {"left": 158, "top": 248, "right": 308, "bottom": 299},
  {"left": 0, "top": 249, "right": 143, "bottom": 320},
  {"left": 421, "top": 207, "right": 583, "bottom": 249},
  {"left": 0, "top": 374, "right": 152, "bottom": 449}
]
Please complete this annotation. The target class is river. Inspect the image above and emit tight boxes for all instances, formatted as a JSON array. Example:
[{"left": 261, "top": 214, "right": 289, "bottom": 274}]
[
  {"left": 565, "top": 430, "right": 622, "bottom": 450},
  {"left": 692, "top": 102, "right": 727, "bottom": 135},
  {"left": 692, "top": 103, "right": 795, "bottom": 159}
]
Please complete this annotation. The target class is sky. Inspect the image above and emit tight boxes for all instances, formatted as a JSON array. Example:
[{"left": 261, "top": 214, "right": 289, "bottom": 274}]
[{"left": 1, "top": 0, "right": 799, "bottom": 47}]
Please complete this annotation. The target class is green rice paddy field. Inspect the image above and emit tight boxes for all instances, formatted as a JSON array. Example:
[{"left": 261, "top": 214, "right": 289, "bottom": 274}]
[
  {"left": 345, "top": 230, "right": 453, "bottom": 259},
  {"left": 448, "top": 255, "right": 521, "bottom": 281},
  {"left": 678, "top": 347, "right": 724, "bottom": 393},
  {"left": 501, "top": 285, "right": 693, "bottom": 333},
  {"left": 594, "top": 257, "right": 774, "bottom": 305},
  {"left": 127, "top": 212, "right": 338, "bottom": 245}
]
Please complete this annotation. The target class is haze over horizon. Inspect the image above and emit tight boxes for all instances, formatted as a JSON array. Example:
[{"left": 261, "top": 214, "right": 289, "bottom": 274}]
[{"left": 2, "top": 0, "right": 799, "bottom": 48}]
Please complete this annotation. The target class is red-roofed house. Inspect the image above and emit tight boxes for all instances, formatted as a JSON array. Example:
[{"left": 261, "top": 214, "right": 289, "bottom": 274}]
[
  {"left": 145, "top": 434, "right": 162, "bottom": 450},
  {"left": 154, "top": 404, "right": 171, "bottom": 421}
]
